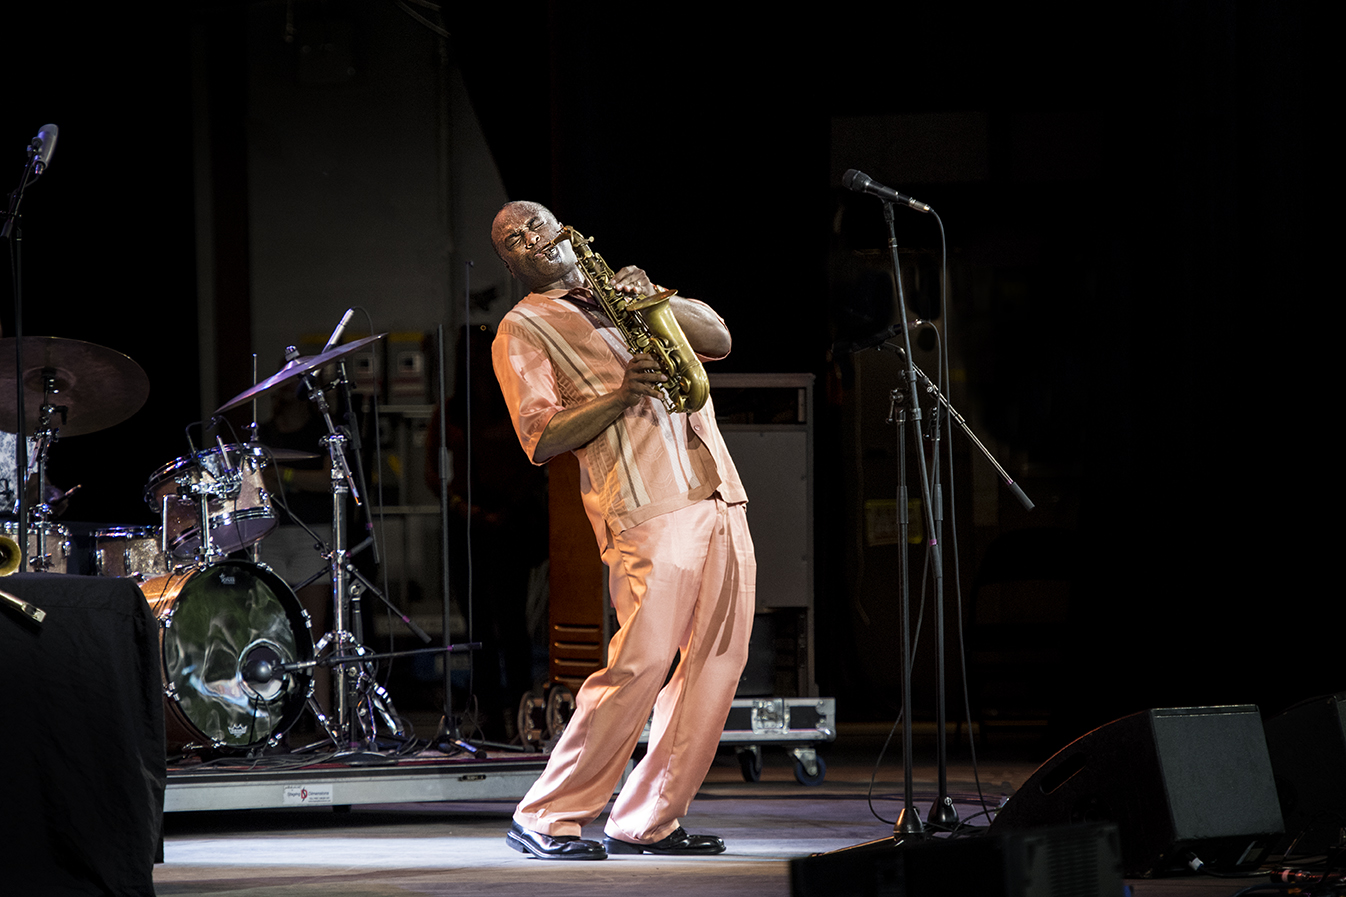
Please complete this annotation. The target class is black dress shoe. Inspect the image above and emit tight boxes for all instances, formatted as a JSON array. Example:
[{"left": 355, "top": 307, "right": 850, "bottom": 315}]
[
  {"left": 603, "top": 826, "right": 726, "bottom": 856},
  {"left": 505, "top": 821, "right": 607, "bottom": 860}
]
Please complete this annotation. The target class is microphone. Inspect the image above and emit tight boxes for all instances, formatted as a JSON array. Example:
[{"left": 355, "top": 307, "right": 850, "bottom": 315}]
[
  {"left": 31, "top": 124, "right": 58, "bottom": 174},
  {"left": 242, "top": 658, "right": 275, "bottom": 685},
  {"left": 322, "top": 307, "right": 356, "bottom": 352},
  {"left": 0, "top": 587, "right": 46, "bottom": 625},
  {"left": 842, "top": 169, "right": 931, "bottom": 213},
  {"left": 832, "top": 319, "right": 929, "bottom": 355}
]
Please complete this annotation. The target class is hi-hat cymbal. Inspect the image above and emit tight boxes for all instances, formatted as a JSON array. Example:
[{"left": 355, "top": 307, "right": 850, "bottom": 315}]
[
  {"left": 215, "top": 333, "right": 386, "bottom": 415},
  {"left": 0, "top": 337, "right": 150, "bottom": 437}
]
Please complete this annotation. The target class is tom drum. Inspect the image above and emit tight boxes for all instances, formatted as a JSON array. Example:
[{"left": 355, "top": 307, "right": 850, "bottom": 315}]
[
  {"left": 1, "top": 521, "right": 72, "bottom": 574},
  {"left": 144, "top": 443, "right": 278, "bottom": 558},
  {"left": 94, "top": 525, "right": 170, "bottom": 579}
]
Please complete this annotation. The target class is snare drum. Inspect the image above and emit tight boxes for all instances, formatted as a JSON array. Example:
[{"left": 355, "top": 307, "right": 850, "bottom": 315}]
[
  {"left": 94, "top": 526, "right": 170, "bottom": 579},
  {"left": 1, "top": 521, "right": 73, "bottom": 573},
  {"left": 144, "top": 444, "right": 277, "bottom": 558},
  {"left": 140, "top": 560, "right": 313, "bottom": 751}
]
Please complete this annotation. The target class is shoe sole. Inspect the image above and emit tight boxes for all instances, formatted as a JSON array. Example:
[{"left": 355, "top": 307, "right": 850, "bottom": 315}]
[{"left": 603, "top": 839, "right": 725, "bottom": 856}]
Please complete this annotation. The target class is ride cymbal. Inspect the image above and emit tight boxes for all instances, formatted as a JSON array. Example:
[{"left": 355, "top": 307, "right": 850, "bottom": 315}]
[{"left": 0, "top": 337, "right": 150, "bottom": 436}]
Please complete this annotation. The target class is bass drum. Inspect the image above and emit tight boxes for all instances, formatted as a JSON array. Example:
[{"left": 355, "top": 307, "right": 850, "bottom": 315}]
[{"left": 140, "top": 560, "right": 313, "bottom": 752}]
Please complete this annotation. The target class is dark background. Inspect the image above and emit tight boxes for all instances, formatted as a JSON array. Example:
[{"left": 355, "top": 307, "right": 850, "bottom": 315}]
[{"left": 2, "top": 2, "right": 1328, "bottom": 742}]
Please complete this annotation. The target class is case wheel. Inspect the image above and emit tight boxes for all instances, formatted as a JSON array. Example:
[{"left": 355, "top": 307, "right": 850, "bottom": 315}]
[
  {"left": 517, "top": 692, "right": 546, "bottom": 750},
  {"left": 736, "top": 745, "right": 763, "bottom": 782},
  {"left": 789, "top": 747, "right": 826, "bottom": 785},
  {"left": 544, "top": 684, "right": 575, "bottom": 740}
]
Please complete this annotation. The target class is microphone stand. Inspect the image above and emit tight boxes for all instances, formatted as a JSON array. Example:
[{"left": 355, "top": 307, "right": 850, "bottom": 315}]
[
  {"left": 267, "top": 642, "right": 482, "bottom": 682},
  {"left": 428, "top": 265, "right": 495, "bottom": 756},
  {"left": 880, "top": 346, "right": 1034, "bottom": 515},
  {"left": 876, "top": 341, "right": 1036, "bottom": 837},
  {"left": 882, "top": 200, "right": 935, "bottom": 843},
  {"left": 2, "top": 133, "right": 47, "bottom": 574},
  {"left": 820, "top": 194, "right": 1035, "bottom": 861},
  {"left": 431, "top": 323, "right": 475, "bottom": 754}
]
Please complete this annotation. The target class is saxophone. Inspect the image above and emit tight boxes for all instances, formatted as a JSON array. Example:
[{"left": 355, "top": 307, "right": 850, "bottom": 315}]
[{"left": 540, "top": 225, "right": 710, "bottom": 414}]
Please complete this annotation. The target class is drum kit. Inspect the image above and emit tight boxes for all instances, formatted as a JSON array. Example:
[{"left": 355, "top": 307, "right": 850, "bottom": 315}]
[{"left": 3, "top": 332, "right": 424, "bottom": 757}]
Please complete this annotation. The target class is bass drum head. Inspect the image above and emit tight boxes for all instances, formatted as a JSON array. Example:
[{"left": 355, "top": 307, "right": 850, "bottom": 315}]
[{"left": 142, "top": 560, "right": 313, "bottom": 751}]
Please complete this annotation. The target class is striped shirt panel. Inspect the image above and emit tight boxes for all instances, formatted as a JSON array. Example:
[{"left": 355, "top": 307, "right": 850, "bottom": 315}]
[{"left": 492, "top": 290, "right": 746, "bottom": 539}]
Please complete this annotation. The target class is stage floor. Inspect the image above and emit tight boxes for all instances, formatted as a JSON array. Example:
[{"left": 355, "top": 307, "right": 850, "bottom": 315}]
[{"left": 153, "top": 732, "right": 1259, "bottom": 897}]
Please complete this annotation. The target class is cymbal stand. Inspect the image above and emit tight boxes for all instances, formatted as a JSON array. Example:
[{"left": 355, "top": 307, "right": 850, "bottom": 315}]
[
  {"left": 279, "top": 515, "right": 429, "bottom": 745},
  {"left": 26, "top": 370, "right": 66, "bottom": 571},
  {"left": 286, "top": 345, "right": 384, "bottom": 752},
  {"left": 246, "top": 352, "right": 262, "bottom": 565}
]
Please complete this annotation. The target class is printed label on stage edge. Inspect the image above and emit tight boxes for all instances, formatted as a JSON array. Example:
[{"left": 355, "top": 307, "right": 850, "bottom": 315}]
[{"left": 283, "top": 784, "right": 334, "bottom": 806}]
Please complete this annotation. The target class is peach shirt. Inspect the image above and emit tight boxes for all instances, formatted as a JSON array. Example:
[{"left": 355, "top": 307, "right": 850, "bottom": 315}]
[{"left": 492, "top": 289, "right": 747, "bottom": 544}]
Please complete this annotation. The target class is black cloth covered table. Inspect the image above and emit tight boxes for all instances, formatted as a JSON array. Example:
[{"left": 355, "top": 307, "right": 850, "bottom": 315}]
[{"left": 0, "top": 574, "right": 165, "bottom": 896}]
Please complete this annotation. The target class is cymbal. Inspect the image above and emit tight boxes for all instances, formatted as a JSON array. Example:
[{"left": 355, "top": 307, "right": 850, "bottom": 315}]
[
  {"left": 263, "top": 447, "right": 321, "bottom": 463},
  {"left": 215, "top": 333, "right": 386, "bottom": 414},
  {"left": 0, "top": 337, "right": 150, "bottom": 437}
]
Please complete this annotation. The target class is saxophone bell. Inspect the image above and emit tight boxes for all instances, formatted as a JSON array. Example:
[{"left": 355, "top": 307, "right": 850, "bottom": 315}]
[{"left": 0, "top": 532, "right": 23, "bottom": 576}]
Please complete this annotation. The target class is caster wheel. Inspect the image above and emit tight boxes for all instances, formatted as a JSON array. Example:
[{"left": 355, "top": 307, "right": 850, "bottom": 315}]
[
  {"left": 792, "top": 753, "right": 826, "bottom": 786},
  {"left": 737, "top": 745, "right": 763, "bottom": 783},
  {"left": 517, "top": 693, "right": 546, "bottom": 750},
  {"left": 545, "top": 685, "right": 575, "bottom": 740}
]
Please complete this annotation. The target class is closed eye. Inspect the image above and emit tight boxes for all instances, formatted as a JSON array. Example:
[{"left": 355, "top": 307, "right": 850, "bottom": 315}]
[{"left": 505, "top": 217, "right": 544, "bottom": 250}]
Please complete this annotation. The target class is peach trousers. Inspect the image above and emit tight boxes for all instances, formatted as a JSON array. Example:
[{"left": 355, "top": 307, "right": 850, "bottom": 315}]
[{"left": 513, "top": 495, "right": 756, "bottom": 843}]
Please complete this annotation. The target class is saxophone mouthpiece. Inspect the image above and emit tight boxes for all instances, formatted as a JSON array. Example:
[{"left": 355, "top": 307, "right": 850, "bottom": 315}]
[{"left": 535, "top": 225, "right": 576, "bottom": 254}]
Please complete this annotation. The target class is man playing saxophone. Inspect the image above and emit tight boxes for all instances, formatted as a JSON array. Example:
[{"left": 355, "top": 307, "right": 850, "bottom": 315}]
[{"left": 490, "top": 200, "right": 755, "bottom": 860}]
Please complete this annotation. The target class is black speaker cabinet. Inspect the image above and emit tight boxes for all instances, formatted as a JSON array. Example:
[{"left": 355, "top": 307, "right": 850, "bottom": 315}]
[
  {"left": 990, "top": 705, "right": 1283, "bottom": 876},
  {"left": 1264, "top": 692, "right": 1346, "bottom": 855},
  {"left": 790, "top": 823, "right": 1123, "bottom": 897}
]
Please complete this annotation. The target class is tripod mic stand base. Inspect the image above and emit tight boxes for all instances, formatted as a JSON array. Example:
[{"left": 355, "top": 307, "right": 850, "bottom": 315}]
[
  {"left": 331, "top": 747, "right": 398, "bottom": 766},
  {"left": 926, "top": 795, "right": 960, "bottom": 831},
  {"left": 893, "top": 807, "right": 925, "bottom": 841},
  {"left": 430, "top": 714, "right": 486, "bottom": 757}
]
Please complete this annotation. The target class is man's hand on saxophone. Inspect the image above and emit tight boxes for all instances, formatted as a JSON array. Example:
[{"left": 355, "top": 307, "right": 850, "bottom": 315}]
[
  {"left": 530, "top": 353, "right": 666, "bottom": 462},
  {"left": 611, "top": 264, "right": 730, "bottom": 359},
  {"left": 611, "top": 264, "right": 656, "bottom": 296},
  {"left": 617, "top": 353, "right": 671, "bottom": 406}
]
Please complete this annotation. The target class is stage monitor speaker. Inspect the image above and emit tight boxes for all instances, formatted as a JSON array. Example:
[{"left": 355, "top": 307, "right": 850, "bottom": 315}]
[
  {"left": 789, "top": 823, "right": 1123, "bottom": 897},
  {"left": 1264, "top": 692, "right": 1346, "bottom": 856},
  {"left": 990, "top": 705, "right": 1283, "bottom": 876}
]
